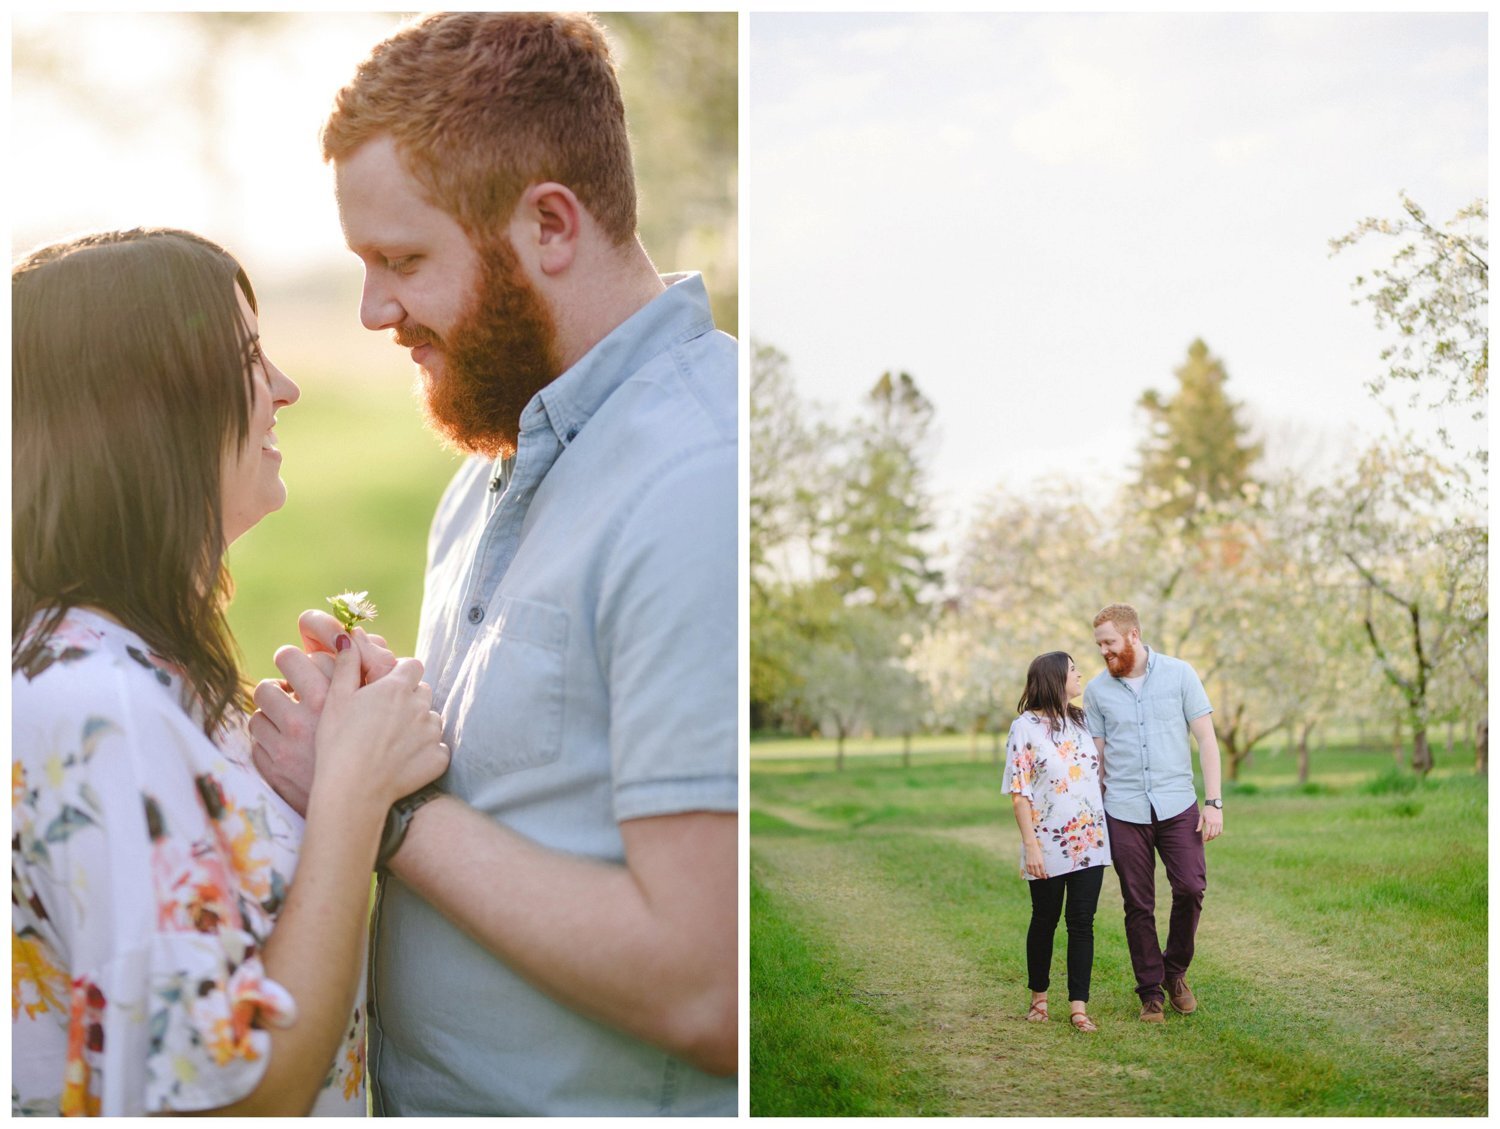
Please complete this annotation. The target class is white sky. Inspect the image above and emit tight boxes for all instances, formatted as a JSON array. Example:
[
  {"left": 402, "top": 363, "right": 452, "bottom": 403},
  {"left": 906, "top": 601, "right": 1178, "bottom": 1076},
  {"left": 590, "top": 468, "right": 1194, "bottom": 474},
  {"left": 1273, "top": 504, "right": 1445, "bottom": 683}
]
[{"left": 748, "top": 11, "right": 1488, "bottom": 538}]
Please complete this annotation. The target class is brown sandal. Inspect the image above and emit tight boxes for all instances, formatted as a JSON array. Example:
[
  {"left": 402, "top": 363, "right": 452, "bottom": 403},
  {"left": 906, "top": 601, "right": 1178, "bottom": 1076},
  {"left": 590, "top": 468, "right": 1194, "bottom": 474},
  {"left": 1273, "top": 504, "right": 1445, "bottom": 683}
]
[
  {"left": 1026, "top": 999, "right": 1049, "bottom": 1023},
  {"left": 1069, "top": 1010, "right": 1097, "bottom": 1033}
]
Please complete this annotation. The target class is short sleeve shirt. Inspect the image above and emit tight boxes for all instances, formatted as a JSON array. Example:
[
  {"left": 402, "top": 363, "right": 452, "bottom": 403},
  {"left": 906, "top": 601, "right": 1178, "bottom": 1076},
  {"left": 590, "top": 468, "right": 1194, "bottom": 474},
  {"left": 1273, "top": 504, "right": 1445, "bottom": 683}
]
[
  {"left": 1083, "top": 646, "right": 1213, "bottom": 824},
  {"left": 11, "top": 609, "right": 364, "bottom": 1116},
  {"left": 1003, "top": 712, "right": 1111, "bottom": 879},
  {"left": 366, "top": 273, "right": 737, "bottom": 1116}
]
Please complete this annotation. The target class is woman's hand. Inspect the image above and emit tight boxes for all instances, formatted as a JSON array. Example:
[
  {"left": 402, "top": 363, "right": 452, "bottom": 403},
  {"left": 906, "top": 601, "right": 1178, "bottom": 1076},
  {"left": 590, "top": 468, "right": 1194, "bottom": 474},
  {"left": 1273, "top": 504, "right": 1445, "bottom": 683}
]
[
  {"left": 299, "top": 610, "right": 397, "bottom": 684},
  {"left": 311, "top": 641, "right": 448, "bottom": 810},
  {"left": 1023, "top": 841, "right": 1047, "bottom": 880},
  {"left": 249, "top": 626, "right": 411, "bottom": 816}
]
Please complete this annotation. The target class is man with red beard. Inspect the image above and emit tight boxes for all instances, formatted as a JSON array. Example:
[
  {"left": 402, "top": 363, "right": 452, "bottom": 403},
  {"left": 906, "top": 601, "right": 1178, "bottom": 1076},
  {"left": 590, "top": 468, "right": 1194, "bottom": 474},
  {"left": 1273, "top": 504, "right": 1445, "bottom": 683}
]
[
  {"left": 246, "top": 12, "right": 736, "bottom": 1116},
  {"left": 1083, "top": 603, "right": 1222, "bottom": 1024}
]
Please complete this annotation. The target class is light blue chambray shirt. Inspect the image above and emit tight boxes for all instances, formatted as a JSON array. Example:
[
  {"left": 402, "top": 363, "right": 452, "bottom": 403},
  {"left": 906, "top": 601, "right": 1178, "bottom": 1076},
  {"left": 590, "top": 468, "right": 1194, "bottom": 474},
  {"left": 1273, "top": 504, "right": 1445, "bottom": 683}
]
[
  {"left": 367, "top": 273, "right": 737, "bottom": 1116},
  {"left": 1082, "top": 646, "right": 1213, "bottom": 825}
]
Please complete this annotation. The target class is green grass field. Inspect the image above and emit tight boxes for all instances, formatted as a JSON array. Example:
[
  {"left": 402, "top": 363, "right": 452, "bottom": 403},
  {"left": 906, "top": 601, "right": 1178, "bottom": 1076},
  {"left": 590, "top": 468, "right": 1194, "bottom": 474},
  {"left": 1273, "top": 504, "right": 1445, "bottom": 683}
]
[
  {"left": 225, "top": 377, "right": 461, "bottom": 681},
  {"left": 750, "top": 741, "right": 1488, "bottom": 1117}
]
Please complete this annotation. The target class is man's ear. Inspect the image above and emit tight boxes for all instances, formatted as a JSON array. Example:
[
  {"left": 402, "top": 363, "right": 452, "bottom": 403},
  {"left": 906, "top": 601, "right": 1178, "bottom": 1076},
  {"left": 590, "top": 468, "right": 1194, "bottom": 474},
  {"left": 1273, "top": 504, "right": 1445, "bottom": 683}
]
[{"left": 511, "top": 182, "right": 581, "bottom": 276}]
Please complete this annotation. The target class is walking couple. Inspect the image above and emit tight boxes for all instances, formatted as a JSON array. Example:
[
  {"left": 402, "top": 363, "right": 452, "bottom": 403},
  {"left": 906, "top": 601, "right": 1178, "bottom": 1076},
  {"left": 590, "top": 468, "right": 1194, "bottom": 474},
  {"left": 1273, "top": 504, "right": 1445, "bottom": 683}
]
[
  {"left": 12, "top": 12, "right": 736, "bottom": 1117},
  {"left": 1003, "top": 603, "right": 1224, "bottom": 1032}
]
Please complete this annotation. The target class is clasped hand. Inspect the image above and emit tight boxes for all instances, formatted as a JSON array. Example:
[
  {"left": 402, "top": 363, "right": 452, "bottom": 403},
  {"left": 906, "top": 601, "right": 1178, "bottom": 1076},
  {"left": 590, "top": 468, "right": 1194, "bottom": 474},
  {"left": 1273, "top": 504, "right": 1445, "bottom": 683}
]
[{"left": 250, "top": 609, "right": 445, "bottom": 815}]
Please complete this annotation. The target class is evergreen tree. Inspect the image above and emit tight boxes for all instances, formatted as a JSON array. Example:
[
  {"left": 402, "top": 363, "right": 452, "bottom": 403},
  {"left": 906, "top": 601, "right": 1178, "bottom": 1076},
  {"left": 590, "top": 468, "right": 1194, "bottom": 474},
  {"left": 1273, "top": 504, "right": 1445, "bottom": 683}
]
[
  {"left": 826, "top": 371, "right": 941, "bottom": 613},
  {"left": 1135, "top": 339, "right": 1263, "bottom": 524}
]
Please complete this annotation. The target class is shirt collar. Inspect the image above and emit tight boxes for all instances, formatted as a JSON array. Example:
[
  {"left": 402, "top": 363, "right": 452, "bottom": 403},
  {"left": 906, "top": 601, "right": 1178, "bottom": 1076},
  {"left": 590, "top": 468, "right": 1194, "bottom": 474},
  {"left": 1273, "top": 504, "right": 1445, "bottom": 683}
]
[{"left": 519, "top": 272, "right": 716, "bottom": 453}]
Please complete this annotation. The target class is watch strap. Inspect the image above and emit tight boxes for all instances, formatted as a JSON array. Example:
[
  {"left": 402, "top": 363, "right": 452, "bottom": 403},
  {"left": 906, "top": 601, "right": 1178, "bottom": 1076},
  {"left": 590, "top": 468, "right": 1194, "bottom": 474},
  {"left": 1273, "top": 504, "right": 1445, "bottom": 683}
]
[
  {"left": 375, "top": 784, "right": 442, "bottom": 872},
  {"left": 1203, "top": 798, "right": 1223, "bottom": 809}
]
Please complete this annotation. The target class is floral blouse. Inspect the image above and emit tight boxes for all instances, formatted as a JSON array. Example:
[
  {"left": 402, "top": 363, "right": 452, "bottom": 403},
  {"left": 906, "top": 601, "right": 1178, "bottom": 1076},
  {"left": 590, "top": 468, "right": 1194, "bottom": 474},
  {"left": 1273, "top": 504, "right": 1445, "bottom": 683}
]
[
  {"left": 1002, "top": 711, "right": 1111, "bottom": 880},
  {"left": 12, "top": 608, "right": 364, "bottom": 1116}
]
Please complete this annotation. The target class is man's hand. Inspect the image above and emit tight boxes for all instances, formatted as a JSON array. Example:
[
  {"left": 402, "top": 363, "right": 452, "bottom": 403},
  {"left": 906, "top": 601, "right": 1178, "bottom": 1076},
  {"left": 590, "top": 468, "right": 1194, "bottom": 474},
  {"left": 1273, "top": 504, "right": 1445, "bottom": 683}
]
[
  {"left": 249, "top": 612, "right": 400, "bottom": 814},
  {"left": 250, "top": 646, "right": 331, "bottom": 815},
  {"left": 1196, "top": 804, "right": 1224, "bottom": 843}
]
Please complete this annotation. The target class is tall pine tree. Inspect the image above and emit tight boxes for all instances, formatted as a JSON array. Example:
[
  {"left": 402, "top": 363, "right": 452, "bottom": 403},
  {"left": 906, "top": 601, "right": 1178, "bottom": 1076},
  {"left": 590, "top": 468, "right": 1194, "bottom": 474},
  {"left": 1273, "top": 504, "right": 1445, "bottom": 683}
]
[
  {"left": 826, "top": 371, "right": 941, "bottom": 613},
  {"left": 1135, "top": 339, "right": 1263, "bottom": 524}
]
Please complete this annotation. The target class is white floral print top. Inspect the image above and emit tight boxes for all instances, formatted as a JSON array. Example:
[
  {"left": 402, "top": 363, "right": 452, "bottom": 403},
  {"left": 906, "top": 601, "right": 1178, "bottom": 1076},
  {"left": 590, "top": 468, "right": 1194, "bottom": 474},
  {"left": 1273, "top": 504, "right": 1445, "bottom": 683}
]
[
  {"left": 12, "top": 609, "right": 364, "bottom": 1116},
  {"left": 1002, "top": 711, "right": 1111, "bottom": 880}
]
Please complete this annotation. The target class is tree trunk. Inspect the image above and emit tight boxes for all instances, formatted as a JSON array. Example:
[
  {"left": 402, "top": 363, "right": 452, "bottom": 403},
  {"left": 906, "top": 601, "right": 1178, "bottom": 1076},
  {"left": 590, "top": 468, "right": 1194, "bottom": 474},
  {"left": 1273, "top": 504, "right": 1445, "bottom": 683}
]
[
  {"left": 1446, "top": 719, "right": 1455, "bottom": 758},
  {"left": 836, "top": 726, "right": 846, "bottom": 772},
  {"left": 1393, "top": 716, "right": 1403, "bottom": 764},
  {"left": 968, "top": 723, "right": 979, "bottom": 762},
  {"left": 1476, "top": 717, "right": 1488, "bottom": 776},
  {"left": 1296, "top": 721, "right": 1312, "bottom": 786},
  {"left": 1411, "top": 726, "right": 1432, "bottom": 776}
]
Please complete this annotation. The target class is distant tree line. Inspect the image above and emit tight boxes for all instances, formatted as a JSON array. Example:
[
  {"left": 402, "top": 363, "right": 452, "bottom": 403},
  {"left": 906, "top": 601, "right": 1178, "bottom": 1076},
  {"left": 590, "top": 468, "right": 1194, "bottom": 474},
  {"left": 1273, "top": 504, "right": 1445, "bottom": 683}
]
[{"left": 752, "top": 196, "right": 1487, "bottom": 778}]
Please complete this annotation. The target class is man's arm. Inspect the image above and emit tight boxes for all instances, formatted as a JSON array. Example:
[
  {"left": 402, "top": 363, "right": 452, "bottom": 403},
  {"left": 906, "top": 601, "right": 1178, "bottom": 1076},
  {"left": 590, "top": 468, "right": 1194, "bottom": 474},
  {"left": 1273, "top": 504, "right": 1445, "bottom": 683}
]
[
  {"left": 252, "top": 650, "right": 738, "bottom": 1077},
  {"left": 388, "top": 800, "right": 737, "bottom": 1074},
  {"left": 1188, "top": 713, "right": 1223, "bottom": 841}
]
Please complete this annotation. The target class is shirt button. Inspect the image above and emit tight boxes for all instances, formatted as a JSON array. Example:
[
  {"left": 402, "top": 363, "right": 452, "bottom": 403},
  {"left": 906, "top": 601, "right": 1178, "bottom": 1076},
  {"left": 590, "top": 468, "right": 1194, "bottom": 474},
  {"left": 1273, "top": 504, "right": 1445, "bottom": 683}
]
[{"left": 468, "top": 605, "right": 485, "bottom": 625}]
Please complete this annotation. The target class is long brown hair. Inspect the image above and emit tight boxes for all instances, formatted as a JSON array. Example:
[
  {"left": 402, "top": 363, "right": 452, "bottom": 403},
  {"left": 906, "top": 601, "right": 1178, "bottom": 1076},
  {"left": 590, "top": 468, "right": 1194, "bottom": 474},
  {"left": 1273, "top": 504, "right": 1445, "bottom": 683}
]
[
  {"left": 1017, "top": 651, "right": 1086, "bottom": 735},
  {"left": 13, "top": 228, "right": 259, "bottom": 738}
]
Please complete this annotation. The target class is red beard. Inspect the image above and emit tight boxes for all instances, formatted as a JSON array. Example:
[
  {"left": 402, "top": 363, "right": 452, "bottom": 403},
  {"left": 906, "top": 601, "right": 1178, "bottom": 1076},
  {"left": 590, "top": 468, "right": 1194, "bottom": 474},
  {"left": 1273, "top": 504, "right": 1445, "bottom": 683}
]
[
  {"left": 1104, "top": 638, "right": 1138, "bottom": 678},
  {"left": 398, "top": 236, "right": 561, "bottom": 460}
]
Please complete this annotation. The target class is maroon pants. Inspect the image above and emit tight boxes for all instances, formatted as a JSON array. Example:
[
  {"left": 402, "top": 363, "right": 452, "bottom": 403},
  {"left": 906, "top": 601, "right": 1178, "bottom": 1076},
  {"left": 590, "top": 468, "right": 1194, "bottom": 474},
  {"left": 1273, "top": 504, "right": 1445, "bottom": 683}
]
[{"left": 1106, "top": 802, "right": 1206, "bottom": 1004}]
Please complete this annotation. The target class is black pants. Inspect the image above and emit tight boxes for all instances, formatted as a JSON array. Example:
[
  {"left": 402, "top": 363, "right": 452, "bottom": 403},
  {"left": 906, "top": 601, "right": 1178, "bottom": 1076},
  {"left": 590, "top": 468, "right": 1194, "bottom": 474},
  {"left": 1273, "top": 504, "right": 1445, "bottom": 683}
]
[{"left": 1026, "top": 864, "right": 1105, "bottom": 1002}]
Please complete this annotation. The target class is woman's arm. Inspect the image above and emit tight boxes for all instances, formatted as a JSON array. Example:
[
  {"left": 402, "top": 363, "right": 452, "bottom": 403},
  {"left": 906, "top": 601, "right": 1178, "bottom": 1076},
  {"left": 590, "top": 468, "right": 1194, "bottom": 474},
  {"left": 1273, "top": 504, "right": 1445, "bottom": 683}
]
[
  {"left": 1011, "top": 794, "right": 1047, "bottom": 879},
  {"left": 193, "top": 643, "right": 446, "bottom": 1116},
  {"left": 192, "top": 792, "right": 384, "bottom": 1115}
]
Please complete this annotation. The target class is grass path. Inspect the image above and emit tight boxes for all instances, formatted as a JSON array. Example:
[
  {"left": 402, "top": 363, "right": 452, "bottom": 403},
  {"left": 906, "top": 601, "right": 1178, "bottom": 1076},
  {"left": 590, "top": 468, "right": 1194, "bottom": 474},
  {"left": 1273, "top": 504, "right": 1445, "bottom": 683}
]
[
  {"left": 927, "top": 823, "right": 1486, "bottom": 1105},
  {"left": 754, "top": 837, "right": 1148, "bottom": 1115},
  {"left": 750, "top": 755, "right": 1486, "bottom": 1117}
]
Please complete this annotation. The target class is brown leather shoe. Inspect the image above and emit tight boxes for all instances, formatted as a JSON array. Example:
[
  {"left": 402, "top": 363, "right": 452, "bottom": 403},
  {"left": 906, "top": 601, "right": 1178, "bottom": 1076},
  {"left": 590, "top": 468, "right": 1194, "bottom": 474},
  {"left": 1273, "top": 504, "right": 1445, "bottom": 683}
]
[
  {"left": 1139, "top": 998, "right": 1166, "bottom": 1023},
  {"left": 1167, "top": 977, "right": 1197, "bottom": 1014}
]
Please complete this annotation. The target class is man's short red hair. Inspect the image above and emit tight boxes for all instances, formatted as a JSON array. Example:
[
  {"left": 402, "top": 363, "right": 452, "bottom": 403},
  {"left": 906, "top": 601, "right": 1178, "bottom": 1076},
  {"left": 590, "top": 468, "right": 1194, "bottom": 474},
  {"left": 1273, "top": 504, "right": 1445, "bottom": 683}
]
[
  {"left": 322, "top": 12, "right": 637, "bottom": 247},
  {"left": 1093, "top": 603, "right": 1141, "bottom": 636}
]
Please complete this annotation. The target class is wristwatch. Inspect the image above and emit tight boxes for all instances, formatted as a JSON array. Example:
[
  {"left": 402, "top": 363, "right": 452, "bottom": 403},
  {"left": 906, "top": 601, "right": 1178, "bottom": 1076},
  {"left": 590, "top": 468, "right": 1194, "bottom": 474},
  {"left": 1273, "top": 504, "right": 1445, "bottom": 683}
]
[
  {"left": 1203, "top": 798, "right": 1223, "bottom": 809},
  {"left": 376, "top": 784, "right": 442, "bottom": 872}
]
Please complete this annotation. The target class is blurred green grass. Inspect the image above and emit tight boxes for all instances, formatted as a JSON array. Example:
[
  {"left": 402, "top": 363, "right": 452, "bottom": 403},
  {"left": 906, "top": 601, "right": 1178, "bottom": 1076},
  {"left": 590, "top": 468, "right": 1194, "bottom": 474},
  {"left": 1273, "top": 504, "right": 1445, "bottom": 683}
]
[{"left": 225, "top": 375, "right": 462, "bottom": 681}]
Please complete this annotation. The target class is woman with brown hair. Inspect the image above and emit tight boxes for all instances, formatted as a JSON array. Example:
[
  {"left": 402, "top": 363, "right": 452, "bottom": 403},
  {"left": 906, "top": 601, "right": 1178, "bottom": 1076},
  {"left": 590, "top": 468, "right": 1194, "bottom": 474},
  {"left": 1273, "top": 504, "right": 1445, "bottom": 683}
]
[
  {"left": 11, "top": 228, "right": 448, "bottom": 1115},
  {"left": 1002, "top": 651, "right": 1111, "bottom": 1033}
]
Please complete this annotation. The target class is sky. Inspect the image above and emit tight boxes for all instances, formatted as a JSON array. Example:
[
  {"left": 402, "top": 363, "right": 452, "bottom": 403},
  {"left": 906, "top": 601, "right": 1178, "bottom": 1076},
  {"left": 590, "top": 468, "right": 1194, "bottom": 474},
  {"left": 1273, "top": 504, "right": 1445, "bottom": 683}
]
[{"left": 748, "top": 12, "right": 1488, "bottom": 540}]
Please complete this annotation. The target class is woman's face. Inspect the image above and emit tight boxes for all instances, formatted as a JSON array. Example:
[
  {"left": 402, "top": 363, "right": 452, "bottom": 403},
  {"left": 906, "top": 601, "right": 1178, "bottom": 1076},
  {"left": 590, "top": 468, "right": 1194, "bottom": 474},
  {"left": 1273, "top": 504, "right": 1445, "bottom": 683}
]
[
  {"left": 1065, "top": 658, "right": 1081, "bottom": 702},
  {"left": 220, "top": 284, "right": 299, "bottom": 543}
]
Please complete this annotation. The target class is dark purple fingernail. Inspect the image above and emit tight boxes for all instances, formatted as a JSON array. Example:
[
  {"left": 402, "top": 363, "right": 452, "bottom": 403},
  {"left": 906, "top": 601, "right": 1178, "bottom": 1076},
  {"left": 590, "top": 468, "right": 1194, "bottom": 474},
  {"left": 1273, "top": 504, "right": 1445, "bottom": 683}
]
[{"left": 336, "top": 634, "right": 351, "bottom": 652}]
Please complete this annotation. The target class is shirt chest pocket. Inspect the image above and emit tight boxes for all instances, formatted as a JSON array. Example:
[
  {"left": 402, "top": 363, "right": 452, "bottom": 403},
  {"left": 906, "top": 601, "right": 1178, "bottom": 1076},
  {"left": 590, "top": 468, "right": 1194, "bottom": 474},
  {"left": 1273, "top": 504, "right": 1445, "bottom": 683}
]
[
  {"left": 1150, "top": 695, "right": 1183, "bottom": 725},
  {"left": 448, "top": 597, "right": 570, "bottom": 783}
]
